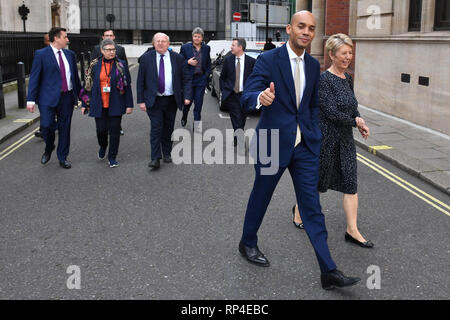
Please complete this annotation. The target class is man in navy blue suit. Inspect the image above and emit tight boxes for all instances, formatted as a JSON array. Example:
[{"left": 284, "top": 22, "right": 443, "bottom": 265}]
[
  {"left": 219, "top": 38, "right": 256, "bottom": 149},
  {"left": 27, "top": 27, "right": 81, "bottom": 169},
  {"left": 179, "top": 27, "right": 211, "bottom": 132},
  {"left": 137, "top": 33, "right": 192, "bottom": 170},
  {"left": 239, "top": 11, "right": 361, "bottom": 290}
]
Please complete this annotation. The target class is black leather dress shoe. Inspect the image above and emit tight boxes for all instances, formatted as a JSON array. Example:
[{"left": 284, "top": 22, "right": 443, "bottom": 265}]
[
  {"left": 148, "top": 159, "right": 160, "bottom": 169},
  {"left": 35, "top": 131, "right": 43, "bottom": 138},
  {"left": 41, "top": 152, "right": 52, "bottom": 164},
  {"left": 59, "top": 160, "right": 72, "bottom": 169},
  {"left": 163, "top": 156, "right": 172, "bottom": 163},
  {"left": 345, "top": 232, "right": 374, "bottom": 248},
  {"left": 238, "top": 241, "right": 270, "bottom": 267},
  {"left": 321, "top": 269, "right": 361, "bottom": 290},
  {"left": 292, "top": 205, "right": 304, "bottom": 229},
  {"left": 181, "top": 118, "right": 187, "bottom": 127}
]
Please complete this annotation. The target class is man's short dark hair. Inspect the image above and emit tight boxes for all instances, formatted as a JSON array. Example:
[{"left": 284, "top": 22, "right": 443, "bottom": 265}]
[
  {"left": 48, "top": 27, "right": 66, "bottom": 42},
  {"left": 233, "top": 37, "right": 246, "bottom": 51},
  {"left": 103, "top": 29, "right": 115, "bottom": 36}
]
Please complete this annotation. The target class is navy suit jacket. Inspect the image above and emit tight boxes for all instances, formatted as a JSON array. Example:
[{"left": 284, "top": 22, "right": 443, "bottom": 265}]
[
  {"left": 82, "top": 58, "right": 134, "bottom": 118},
  {"left": 136, "top": 50, "right": 192, "bottom": 110},
  {"left": 241, "top": 44, "right": 322, "bottom": 168},
  {"left": 219, "top": 54, "right": 256, "bottom": 102},
  {"left": 27, "top": 46, "right": 81, "bottom": 107},
  {"left": 179, "top": 42, "right": 211, "bottom": 87}
]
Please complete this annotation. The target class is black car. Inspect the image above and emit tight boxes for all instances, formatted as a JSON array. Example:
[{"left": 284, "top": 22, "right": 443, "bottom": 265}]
[{"left": 210, "top": 49, "right": 262, "bottom": 111}]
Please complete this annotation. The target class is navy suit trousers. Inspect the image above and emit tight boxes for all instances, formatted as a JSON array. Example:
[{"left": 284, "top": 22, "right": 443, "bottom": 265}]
[
  {"left": 224, "top": 92, "right": 247, "bottom": 133},
  {"left": 241, "top": 140, "right": 337, "bottom": 274},
  {"left": 146, "top": 96, "right": 178, "bottom": 161},
  {"left": 39, "top": 91, "right": 74, "bottom": 161},
  {"left": 183, "top": 75, "right": 206, "bottom": 121}
]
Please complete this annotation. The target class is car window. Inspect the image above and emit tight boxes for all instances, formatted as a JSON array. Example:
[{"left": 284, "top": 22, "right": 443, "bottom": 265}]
[{"left": 246, "top": 52, "right": 261, "bottom": 59}]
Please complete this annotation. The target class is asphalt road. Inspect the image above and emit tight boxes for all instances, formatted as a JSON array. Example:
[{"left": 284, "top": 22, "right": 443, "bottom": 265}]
[{"left": 0, "top": 65, "right": 449, "bottom": 300}]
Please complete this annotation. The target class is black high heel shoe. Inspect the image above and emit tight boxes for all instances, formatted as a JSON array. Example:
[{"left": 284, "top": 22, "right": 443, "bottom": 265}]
[
  {"left": 345, "top": 232, "right": 374, "bottom": 248},
  {"left": 292, "top": 205, "right": 304, "bottom": 229}
]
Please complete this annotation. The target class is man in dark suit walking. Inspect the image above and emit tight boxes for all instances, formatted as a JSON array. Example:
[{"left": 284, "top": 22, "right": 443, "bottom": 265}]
[
  {"left": 179, "top": 27, "right": 211, "bottom": 132},
  {"left": 91, "top": 29, "right": 128, "bottom": 64},
  {"left": 137, "top": 33, "right": 192, "bottom": 170},
  {"left": 239, "top": 11, "right": 361, "bottom": 290},
  {"left": 27, "top": 27, "right": 81, "bottom": 169},
  {"left": 219, "top": 38, "right": 255, "bottom": 149}
]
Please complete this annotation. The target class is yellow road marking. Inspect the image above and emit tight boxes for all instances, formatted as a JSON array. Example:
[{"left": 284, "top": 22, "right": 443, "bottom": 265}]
[
  {"left": 368, "top": 145, "right": 393, "bottom": 155},
  {"left": 13, "top": 119, "right": 34, "bottom": 123},
  {"left": 0, "top": 128, "right": 39, "bottom": 157},
  {"left": 357, "top": 153, "right": 450, "bottom": 210},
  {"left": 357, "top": 154, "right": 450, "bottom": 217},
  {"left": 0, "top": 134, "right": 36, "bottom": 161}
]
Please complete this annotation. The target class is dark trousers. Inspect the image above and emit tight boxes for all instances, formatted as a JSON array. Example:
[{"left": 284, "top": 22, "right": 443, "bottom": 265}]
[
  {"left": 183, "top": 83, "right": 206, "bottom": 121},
  {"left": 241, "top": 141, "right": 337, "bottom": 274},
  {"left": 146, "top": 96, "right": 177, "bottom": 161},
  {"left": 39, "top": 91, "right": 74, "bottom": 161},
  {"left": 225, "top": 91, "right": 247, "bottom": 133},
  {"left": 95, "top": 108, "right": 122, "bottom": 161}
]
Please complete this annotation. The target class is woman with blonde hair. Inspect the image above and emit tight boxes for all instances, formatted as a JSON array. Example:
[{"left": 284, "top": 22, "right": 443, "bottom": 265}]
[{"left": 292, "top": 33, "right": 373, "bottom": 248}]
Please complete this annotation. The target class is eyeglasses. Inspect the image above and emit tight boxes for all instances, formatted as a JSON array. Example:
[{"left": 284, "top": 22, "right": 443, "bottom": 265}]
[{"left": 103, "top": 48, "right": 116, "bottom": 52}]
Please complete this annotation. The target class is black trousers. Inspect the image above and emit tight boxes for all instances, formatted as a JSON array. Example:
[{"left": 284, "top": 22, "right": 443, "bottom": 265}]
[
  {"left": 95, "top": 108, "right": 122, "bottom": 161},
  {"left": 146, "top": 95, "right": 177, "bottom": 161},
  {"left": 225, "top": 91, "right": 247, "bottom": 134}
]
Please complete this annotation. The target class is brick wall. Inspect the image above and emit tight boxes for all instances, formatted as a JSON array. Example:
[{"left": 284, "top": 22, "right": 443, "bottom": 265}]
[{"left": 323, "top": 0, "right": 354, "bottom": 77}]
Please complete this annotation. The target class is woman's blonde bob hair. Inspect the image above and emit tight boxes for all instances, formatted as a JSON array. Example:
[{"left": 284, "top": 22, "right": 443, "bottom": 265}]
[{"left": 325, "top": 33, "right": 353, "bottom": 56}]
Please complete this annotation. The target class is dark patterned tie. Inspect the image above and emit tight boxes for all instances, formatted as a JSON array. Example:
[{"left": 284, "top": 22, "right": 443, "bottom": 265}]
[
  {"left": 158, "top": 54, "right": 165, "bottom": 94},
  {"left": 58, "top": 51, "right": 68, "bottom": 92}
]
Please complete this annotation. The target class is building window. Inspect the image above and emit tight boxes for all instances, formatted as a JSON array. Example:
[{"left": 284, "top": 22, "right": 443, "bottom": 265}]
[
  {"left": 435, "top": 0, "right": 450, "bottom": 30},
  {"left": 408, "top": 0, "right": 422, "bottom": 31},
  {"left": 307, "top": 0, "right": 312, "bottom": 12}
]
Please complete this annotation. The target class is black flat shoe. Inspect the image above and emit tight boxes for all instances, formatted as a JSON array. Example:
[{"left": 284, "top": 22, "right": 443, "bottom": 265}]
[
  {"left": 292, "top": 205, "right": 304, "bottom": 229},
  {"left": 321, "top": 269, "right": 361, "bottom": 290},
  {"left": 41, "top": 152, "right": 51, "bottom": 164},
  {"left": 345, "top": 232, "right": 374, "bottom": 248},
  {"left": 163, "top": 155, "right": 172, "bottom": 163},
  {"left": 238, "top": 241, "right": 270, "bottom": 267},
  {"left": 148, "top": 159, "right": 160, "bottom": 170},
  {"left": 181, "top": 118, "right": 187, "bottom": 127},
  {"left": 59, "top": 160, "right": 72, "bottom": 169}
]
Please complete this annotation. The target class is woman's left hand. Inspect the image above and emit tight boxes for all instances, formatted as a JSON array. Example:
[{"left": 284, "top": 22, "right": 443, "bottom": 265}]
[
  {"left": 358, "top": 124, "right": 370, "bottom": 139},
  {"left": 126, "top": 108, "right": 133, "bottom": 115}
]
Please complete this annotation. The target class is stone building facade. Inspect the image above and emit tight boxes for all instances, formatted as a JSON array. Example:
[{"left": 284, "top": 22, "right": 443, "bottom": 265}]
[
  {"left": 0, "top": 0, "right": 80, "bottom": 34},
  {"left": 295, "top": 0, "right": 449, "bottom": 135}
]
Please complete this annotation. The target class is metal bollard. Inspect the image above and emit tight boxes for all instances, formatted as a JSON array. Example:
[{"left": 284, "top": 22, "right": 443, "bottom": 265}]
[
  {"left": 80, "top": 52, "right": 86, "bottom": 86},
  {"left": 0, "top": 65, "right": 5, "bottom": 119},
  {"left": 17, "top": 62, "right": 26, "bottom": 109}
]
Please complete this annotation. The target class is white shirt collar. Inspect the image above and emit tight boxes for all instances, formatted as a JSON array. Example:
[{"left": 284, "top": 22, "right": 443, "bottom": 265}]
[
  {"left": 286, "top": 41, "right": 305, "bottom": 61},
  {"left": 157, "top": 50, "right": 170, "bottom": 58},
  {"left": 50, "top": 44, "right": 62, "bottom": 55}
]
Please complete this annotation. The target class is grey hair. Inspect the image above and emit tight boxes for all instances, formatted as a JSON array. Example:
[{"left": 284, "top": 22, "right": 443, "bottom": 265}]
[
  {"left": 152, "top": 32, "right": 170, "bottom": 43},
  {"left": 192, "top": 27, "right": 204, "bottom": 37},
  {"left": 100, "top": 38, "right": 115, "bottom": 49}
]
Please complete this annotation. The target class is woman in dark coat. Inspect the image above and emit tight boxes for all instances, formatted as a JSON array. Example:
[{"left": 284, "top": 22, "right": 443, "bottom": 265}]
[
  {"left": 292, "top": 34, "right": 373, "bottom": 248},
  {"left": 80, "top": 39, "right": 133, "bottom": 168}
]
